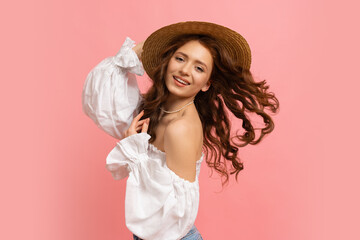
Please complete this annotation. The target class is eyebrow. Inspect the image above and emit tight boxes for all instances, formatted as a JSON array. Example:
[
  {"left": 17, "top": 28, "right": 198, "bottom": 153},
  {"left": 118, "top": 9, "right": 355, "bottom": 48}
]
[{"left": 176, "top": 52, "right": 208, "bottom": 70}]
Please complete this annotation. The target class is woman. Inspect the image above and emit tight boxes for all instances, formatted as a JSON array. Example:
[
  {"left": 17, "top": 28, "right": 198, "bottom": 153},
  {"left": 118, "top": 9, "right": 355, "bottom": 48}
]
[{"left": 82, "top": 21, "right": 279, "bottom": 240}]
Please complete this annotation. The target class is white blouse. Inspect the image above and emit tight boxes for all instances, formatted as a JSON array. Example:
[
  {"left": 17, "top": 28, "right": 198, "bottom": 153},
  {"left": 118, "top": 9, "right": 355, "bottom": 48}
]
[{"left": 82, "top": 37, "right": 204, "bottom": 240}]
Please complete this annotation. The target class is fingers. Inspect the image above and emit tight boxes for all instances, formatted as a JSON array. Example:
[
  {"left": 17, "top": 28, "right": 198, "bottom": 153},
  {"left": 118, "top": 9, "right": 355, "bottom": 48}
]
[
  {"left": 124, "top": 111, "right": 150, "bottom": 138},
  {"left": 137, "top": 118, "right": 148, "bottom": 125},
  {"left": 134, "top": 110, "right": 145, "bottom": 121},
  {"left": 141, "top": 118, "right": 149, "bottom": 133},
  {"left": 129, "top": 110, "right": 144, "bottom": 128},
  {"left": 135, "top": 118, "right": 150, "bottom": 132}
]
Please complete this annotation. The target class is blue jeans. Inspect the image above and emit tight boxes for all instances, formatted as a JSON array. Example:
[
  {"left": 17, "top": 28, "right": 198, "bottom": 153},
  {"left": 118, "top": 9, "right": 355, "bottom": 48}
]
[{"left": 133, "top": 225, "right": 203, "bottom": 240}]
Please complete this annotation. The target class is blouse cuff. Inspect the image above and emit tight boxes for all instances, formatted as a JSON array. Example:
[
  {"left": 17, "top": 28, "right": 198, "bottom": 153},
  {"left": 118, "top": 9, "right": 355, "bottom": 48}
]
[
  {"left": 106, "top": 133, "right": 151, "bottom": 179},
  {"left": 118, "top": 132, "right": 151, "bottom": 159},
  {"left": 113, "top": 37, "right": 144, "bottom": 76}
]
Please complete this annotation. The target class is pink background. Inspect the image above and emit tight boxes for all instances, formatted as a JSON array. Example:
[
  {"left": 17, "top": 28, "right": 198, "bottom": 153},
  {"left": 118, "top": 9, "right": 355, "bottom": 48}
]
[{"left": 1, "top": 0, "right": 359, "bottom": 239}]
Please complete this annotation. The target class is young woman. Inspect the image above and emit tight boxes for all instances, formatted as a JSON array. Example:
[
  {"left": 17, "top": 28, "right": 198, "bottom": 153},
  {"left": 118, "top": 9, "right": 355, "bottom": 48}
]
[{"left": 82, "top": 21, "right": 279, "bottom": 240}]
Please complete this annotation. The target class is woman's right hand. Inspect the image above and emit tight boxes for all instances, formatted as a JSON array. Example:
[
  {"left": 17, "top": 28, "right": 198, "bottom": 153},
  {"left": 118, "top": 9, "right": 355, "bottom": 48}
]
[
  {"left": 124, "top": 110, "right": 150, "bottom": 138},
  {"left": 132, "top": 41, "right": 144, "bottom": 60}
]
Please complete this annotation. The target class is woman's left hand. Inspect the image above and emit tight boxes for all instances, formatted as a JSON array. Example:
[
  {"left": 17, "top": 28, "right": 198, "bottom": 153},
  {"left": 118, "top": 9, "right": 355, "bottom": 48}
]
[
  {"left": 124, "top": 110, "right": 150, "bottom": 138},
  {"left": 132, "top": 41, "right": 144, "bottom": 60}
]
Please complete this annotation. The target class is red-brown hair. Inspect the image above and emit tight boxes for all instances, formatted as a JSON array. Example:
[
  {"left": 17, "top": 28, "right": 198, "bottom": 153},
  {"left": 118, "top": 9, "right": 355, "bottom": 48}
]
[{"left": 139, "top": 34, "right": 279, "bottom": 186}]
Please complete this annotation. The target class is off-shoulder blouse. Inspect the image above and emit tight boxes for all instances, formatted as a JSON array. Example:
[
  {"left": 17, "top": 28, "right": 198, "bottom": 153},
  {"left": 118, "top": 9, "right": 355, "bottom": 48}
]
[{"left": 82, "top": 37, "right": 204, "bottom": 240}]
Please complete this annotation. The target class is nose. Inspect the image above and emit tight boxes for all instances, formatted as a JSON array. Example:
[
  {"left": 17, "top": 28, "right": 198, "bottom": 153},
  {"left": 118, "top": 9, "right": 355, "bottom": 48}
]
[{"left": 179, "top": 63, "right": 191, "bottom": 76}]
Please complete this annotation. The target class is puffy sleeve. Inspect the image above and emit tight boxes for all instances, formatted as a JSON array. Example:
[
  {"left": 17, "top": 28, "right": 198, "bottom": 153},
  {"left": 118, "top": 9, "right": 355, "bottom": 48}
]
[
  {"left": 106, "top": 133, "right": 200, "bottom": 240},
  {"left": 82, "top": 37, "right": 144, "bottom": 139}
]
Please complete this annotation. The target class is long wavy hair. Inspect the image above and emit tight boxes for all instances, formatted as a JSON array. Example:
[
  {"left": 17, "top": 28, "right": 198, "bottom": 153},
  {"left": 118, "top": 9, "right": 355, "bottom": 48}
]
[{"left": 138, "top": 34, "right": 279, "bottom": 185}]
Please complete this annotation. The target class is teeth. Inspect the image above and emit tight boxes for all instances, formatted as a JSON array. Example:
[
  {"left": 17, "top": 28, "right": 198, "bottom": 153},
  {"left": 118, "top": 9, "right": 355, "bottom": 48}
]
[{"left": 174, "top": 76, "right": 189, "bottom": 85}]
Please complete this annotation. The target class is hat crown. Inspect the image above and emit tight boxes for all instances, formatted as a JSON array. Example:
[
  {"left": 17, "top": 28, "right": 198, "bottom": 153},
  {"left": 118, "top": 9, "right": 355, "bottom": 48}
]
[{"left": 142, "top": 21, "right": 251, "bottom": 79}]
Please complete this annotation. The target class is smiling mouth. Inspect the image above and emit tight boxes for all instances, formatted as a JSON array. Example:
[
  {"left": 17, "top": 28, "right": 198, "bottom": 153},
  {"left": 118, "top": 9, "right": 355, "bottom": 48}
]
[{"left": 173, "top": 76, "right": 190, "bottom": 85}]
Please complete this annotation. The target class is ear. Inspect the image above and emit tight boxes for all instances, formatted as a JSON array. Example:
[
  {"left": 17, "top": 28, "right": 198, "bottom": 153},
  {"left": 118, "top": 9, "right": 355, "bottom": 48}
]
[{"left": 201, "top": 80, "right": 211, "bottom": 92}]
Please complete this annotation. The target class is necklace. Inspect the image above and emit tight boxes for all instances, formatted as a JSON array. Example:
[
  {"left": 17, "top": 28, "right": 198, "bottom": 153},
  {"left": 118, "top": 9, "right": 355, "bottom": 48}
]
[{"left": 160, "top": 100, "right": 194, "bottom": 114}]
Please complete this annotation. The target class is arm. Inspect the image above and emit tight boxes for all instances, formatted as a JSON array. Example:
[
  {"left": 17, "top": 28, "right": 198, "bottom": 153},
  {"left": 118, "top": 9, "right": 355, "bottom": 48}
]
[
  {"left": 105, "top": 110, "right": 149, "bottom": 180},
  {"left": 81, "top": 37, "right": 144, "bottom": 139},
  {"left": 164, "top": 119, "right": 202, "bottom": 182}
]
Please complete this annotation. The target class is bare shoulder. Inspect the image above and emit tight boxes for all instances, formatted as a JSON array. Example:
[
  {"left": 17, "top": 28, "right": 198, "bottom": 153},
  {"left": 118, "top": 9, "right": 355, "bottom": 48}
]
[
  {"left": 165, "top": 115, "right": 203, "bottom": 155},
  {"left": 165, "top": 117, "right": 199, "bottom": 140},
  {"left": 163, "top": 116, "right": 202, "bottom": 182}
]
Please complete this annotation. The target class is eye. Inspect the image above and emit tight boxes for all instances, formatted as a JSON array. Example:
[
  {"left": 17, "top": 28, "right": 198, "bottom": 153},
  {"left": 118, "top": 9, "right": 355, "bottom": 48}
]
[
  {"left": 175, "top": 56, "right": 184, "bottom": 62},
  {"left": 196, "top": 66, "right": 204, "bottom": 72}
]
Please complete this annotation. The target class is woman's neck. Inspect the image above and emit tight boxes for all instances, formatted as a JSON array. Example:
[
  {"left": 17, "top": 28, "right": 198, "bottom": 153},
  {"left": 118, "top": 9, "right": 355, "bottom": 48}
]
[{"left": 162, "top": 95, "right": 195, "bottom": 114}]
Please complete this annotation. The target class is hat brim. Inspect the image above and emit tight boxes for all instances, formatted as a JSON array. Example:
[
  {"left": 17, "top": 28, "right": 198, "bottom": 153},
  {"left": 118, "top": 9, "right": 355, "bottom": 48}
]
[{"left": 142, "top": 21, "right": 251, "bottom": 79}]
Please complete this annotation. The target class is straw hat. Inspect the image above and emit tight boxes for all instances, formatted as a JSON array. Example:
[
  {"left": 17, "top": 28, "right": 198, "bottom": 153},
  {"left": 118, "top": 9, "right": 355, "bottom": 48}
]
[{"left": 141, "top": 21, "right": 252, "bottom": 79}]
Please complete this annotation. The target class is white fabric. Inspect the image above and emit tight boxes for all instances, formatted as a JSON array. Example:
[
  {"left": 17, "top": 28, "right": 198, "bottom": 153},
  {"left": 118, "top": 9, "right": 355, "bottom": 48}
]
[
  {"left": 82, "top": 37, "right": 144, "bottom": 140},
  {"left": 82, "top": 37, "right": 204, "bottom": 240}
]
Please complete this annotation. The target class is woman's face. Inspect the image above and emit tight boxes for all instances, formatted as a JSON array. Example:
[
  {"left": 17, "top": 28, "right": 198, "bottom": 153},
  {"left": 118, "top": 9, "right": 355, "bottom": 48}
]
[{"left": 165, "top": 40, "right": 213, "bottom": 99}]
